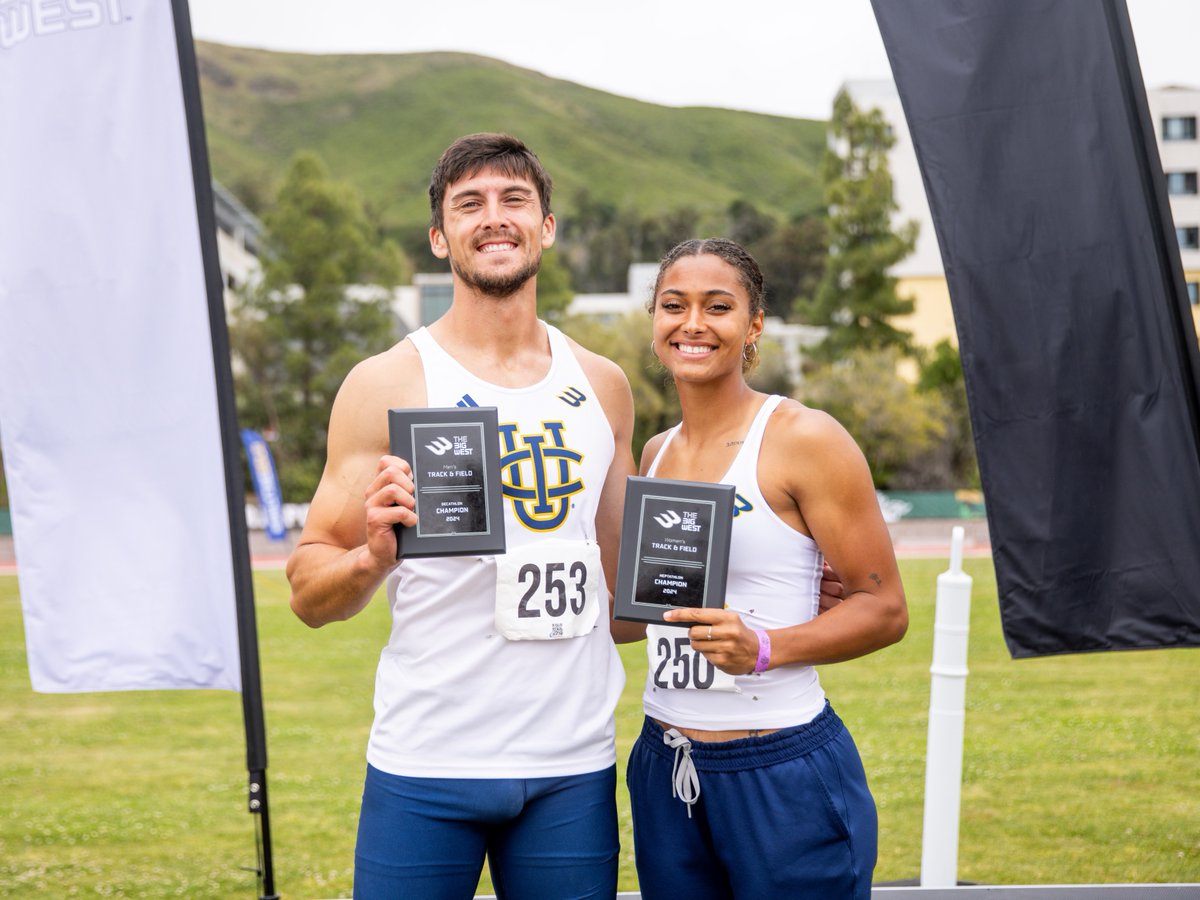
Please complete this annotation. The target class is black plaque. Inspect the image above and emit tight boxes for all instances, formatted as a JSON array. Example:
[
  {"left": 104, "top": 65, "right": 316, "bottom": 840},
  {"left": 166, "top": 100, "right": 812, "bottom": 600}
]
[
  {"left": 613, "top": 476, "right": 734, "bottom": 625},
  {"left": 388, "top": 407, "right": 506, "bottom": 558}
]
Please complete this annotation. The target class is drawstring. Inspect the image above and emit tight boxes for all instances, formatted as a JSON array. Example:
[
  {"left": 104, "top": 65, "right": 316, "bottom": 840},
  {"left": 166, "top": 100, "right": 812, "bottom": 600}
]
[{"left": 663, "top": 728, "right": 700, "bottom": 817}]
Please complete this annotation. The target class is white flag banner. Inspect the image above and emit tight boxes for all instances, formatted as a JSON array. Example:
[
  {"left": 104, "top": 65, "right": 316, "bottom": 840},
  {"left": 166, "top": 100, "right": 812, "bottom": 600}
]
[{"left": 0, "top": 0, "right": 242, "bottom": 692}]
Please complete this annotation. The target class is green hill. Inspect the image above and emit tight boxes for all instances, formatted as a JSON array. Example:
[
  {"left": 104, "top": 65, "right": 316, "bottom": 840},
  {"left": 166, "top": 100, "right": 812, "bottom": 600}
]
[{"left": 196, "top": 42, "right": 828, "bottom": 238}]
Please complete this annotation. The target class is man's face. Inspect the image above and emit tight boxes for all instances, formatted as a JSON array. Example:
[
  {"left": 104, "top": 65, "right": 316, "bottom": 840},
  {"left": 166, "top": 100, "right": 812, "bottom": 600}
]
[{"left": 429, "top": 168, "right": 556, "bottom": 298}]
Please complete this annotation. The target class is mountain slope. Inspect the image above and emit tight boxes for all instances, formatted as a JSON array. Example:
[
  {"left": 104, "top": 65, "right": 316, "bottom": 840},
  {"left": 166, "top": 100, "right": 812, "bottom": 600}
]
[{"left": 196, "top": 42, "right": 828, "bottom": 234}]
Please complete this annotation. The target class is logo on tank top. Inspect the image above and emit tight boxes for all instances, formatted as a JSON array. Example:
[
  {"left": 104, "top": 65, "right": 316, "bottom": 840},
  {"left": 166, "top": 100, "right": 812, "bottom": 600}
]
[
  {"left": 732, "top": 493, "right": 754, "bottom": 517},
  {"left": 557, "top": 386, "right": 588, "bottom": 407},
  {"left": 499, "top": 421, "right": 585, "bottom": 531},
  {"left": 456, "top": 394, "right": 479, "bottom": 408}
]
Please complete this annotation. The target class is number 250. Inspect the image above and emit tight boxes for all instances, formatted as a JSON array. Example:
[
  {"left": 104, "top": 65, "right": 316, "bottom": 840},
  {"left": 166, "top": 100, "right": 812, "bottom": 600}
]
[{"left": 653, "top": 636, "right": 716, "bottom": 690}]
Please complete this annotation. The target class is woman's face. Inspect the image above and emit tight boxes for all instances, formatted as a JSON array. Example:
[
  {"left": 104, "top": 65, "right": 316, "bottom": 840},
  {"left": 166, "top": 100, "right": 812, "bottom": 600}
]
[{"left": 651, "top": 253, "right": 763, "bottom": 384}]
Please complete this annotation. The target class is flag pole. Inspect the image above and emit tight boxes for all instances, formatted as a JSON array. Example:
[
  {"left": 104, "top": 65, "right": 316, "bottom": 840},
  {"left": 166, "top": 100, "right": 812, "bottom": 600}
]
[{"left": 169, "top": 2, "right": 278, "bottom": 896}]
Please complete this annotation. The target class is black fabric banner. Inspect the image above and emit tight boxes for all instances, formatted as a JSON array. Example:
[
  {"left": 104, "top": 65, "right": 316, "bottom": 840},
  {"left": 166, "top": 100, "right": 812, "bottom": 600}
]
[{"left": 871, "top": 0, "right": 1200, "bottom": 657}]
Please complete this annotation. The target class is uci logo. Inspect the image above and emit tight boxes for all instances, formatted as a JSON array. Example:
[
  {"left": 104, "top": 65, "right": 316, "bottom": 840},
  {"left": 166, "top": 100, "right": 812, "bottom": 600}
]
[
  {"left": 499, "top": 421, "right": 584, "bottom": 531},
  {"left": 653, "top": 510, "right": 682, "bottom": 529},
  {"left": 425, "top": 437, "right": 453, "bottom": 456}
]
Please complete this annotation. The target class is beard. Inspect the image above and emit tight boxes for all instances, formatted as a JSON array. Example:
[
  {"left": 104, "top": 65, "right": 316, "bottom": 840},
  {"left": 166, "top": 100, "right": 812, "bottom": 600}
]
[{"left": 450, "top": 250, "right": 542, "bottom": 299}]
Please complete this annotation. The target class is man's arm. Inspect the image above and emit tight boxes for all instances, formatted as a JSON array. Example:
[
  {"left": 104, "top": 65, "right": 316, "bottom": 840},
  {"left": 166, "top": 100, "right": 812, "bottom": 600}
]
[
  {"left": 574, "top": 344, "right": 644, "bottom": 643},
  {"left": 286, "top": 346, "right": 423, "bottom": 628}
]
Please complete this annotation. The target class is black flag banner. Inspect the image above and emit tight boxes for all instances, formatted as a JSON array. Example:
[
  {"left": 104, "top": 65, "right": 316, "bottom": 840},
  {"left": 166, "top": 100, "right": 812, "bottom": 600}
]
[{"left": 871, "top": 0, "right": 1200, "bottom": 656}]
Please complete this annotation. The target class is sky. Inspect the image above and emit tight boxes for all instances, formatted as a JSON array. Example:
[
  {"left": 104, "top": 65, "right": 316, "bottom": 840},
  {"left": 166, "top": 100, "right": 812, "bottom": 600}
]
[{"left": 187, "top": 0, "right": 1200, "bottom": 121}]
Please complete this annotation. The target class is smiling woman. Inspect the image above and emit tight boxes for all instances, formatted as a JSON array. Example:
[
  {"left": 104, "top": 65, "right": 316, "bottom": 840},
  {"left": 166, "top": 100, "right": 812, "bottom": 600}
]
[
  {"left": 648, "top": 239, "right": 767, "bottom": 384},
  {"left": 629, "top": 237, "right": 908, "bottom": 900}
]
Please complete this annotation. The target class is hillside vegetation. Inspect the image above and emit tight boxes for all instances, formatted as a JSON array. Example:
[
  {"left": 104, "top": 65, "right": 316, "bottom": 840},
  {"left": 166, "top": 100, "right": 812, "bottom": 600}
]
[{"left": 196, "top": 41, "right": 827, "bottom": 243}]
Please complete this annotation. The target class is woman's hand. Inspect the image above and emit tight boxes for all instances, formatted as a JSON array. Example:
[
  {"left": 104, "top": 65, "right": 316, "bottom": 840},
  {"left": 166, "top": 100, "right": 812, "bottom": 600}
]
[{"left": 662, "top": 607, "right": 763, "bottom": 676}]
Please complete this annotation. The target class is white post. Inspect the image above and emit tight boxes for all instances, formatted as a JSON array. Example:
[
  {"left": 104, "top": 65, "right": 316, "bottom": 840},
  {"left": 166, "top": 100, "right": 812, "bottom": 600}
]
[{"left": 920, "top": 526, "right": 974, "bottom": 887}]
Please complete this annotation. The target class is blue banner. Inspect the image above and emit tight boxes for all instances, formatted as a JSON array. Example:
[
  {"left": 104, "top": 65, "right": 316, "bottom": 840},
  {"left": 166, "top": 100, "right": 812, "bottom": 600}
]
[{"left": 240, "top": 429, "right": 286, "bottom": 541}]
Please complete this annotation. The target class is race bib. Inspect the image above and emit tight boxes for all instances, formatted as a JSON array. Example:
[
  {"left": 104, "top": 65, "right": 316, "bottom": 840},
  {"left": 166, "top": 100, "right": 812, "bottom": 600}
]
[
  {"left": 646, "top": 624, "right": 739, "bottom": 692},
  {"left": 495, "top": 539, "right": 602, "bottom": 641}
]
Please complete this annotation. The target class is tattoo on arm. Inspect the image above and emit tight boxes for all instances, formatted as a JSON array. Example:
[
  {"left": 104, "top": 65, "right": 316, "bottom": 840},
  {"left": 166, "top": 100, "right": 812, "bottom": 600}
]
[{"left": 869, "top": 573, "right": 882, "bottom": 587}]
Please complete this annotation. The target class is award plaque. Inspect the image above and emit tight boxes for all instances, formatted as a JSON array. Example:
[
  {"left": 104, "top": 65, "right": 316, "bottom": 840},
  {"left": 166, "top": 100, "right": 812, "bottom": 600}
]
[
  {"left": 388, "top": 407, "right": 506, "bottom": 559},
  {"left": 613, "top": 476, "right": 734, "bottom": 625}
]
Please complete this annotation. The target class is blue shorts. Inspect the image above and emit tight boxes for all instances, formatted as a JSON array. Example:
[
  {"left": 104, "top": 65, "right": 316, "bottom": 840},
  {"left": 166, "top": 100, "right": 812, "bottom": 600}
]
[
  {"left": 353, "top": 763, "right": 618, "bottom": 900},
  {"left": 626, "top": 704, "right": 877, "bottom": 900}
]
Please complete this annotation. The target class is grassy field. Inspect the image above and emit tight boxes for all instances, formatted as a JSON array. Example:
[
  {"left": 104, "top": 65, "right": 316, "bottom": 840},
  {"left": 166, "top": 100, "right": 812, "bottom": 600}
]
[{"left": 1, "top": 557, "right": 1197, "bottom": 897}]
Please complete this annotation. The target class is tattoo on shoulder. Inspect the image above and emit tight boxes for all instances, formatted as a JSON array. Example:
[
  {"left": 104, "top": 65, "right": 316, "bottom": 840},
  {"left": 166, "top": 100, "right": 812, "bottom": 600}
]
[
  {"left": 869, "top": 573, "right": 882, "bottom": 587},
  {"left": 726, "top": 439, "right": 744, "bottom": 447}
]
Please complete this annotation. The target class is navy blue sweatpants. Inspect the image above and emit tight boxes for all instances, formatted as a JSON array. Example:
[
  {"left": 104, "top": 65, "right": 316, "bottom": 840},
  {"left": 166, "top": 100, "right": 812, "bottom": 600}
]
[{"left": 626, "top": 704, "right": 877, "bottom": 900}]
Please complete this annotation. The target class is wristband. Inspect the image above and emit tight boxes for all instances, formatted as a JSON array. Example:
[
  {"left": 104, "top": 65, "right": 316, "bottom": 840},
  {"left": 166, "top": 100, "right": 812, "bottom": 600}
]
[{"left": 753, "top": 629, "right": 772, "bottom": 673}]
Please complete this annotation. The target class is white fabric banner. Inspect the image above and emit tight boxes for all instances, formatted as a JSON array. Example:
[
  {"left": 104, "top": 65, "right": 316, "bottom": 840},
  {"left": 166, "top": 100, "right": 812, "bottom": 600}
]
[{"left": 0, "top": 0, "right": 242, "bottom": 692}]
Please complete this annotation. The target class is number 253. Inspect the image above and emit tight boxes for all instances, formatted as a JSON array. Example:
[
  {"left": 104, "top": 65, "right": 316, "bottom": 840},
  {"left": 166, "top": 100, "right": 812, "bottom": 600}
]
[{"left": 516, "top": 562, "right": 587, "bottom": 618}]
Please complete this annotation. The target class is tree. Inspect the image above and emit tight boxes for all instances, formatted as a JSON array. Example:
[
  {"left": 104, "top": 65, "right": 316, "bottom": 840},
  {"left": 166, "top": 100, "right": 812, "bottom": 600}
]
[
  {"left": 801, "top": 89, "right": 918, "bottom": 359},
  {"left": 556, "top": 189, "right": 633, "bottom": 292},
  {"left": 904, "top": 339, "right": 980, "bottom": 489},
  {"left": 535, "top": 247, "right": 574, "bottom": 323},
  {"left": 746, "top": 335, "right": 796, "bottom": 398},
  {"left": 751, "top": 215, "right": 826, "bottom": 320},
  {"left": 725, "top": 198, "right": 776, "bottom": 248},
  {"left": 230, "top": 152, "right": 407, "bottom": 501},
  {"left": 798, "top": 348, "right": 946, "bottom": 489},
  {"left": 561, "top": 312, "right": 680, "bottom": 460}
]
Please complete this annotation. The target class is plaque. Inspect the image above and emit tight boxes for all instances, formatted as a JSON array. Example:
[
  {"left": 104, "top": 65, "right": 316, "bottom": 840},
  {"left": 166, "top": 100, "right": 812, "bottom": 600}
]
[
  {"left": 388, "top": 407, "right": 506, "bottom": 558},
  {"left": 613, "top": 475, "right": 734, "bottom": 625}
]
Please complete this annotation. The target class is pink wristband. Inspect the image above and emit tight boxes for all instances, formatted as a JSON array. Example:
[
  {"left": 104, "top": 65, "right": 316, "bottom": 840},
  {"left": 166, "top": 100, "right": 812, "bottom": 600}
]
[{"left": 753, "top": 629, "right": 771, "bottom": 673}]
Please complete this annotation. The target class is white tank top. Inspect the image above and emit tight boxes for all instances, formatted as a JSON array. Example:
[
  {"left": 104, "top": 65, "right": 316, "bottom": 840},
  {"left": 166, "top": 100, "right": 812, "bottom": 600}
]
[
  {"left": 642, "top": 394, "right": 827, "bottom": 729},
  {"left": 366, "top": 323, "right": 626, "bottom": 778}
]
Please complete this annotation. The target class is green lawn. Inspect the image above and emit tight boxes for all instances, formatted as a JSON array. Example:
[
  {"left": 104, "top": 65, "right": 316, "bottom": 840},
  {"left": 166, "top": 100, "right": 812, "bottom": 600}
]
[{"left": 1, "top": 558, "right": 1197, "bottom": 896}]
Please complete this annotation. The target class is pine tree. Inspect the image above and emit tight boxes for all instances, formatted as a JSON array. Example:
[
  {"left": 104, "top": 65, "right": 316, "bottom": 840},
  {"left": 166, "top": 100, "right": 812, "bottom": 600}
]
[
  {"left": 803, "top": 89, "right": 918, "bottom": 358},
  {"left": 230, "top": 152, "right": 407, "bottom": 500}
]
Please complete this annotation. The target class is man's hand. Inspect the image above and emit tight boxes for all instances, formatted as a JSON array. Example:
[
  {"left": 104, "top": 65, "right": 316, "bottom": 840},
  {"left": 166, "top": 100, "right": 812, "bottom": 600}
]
[
  {"left": 819, "top": 560, "right": 845, "bottom": 614},
  {"left": 362, "top": 455, "right": 417, "bottom": 567}
]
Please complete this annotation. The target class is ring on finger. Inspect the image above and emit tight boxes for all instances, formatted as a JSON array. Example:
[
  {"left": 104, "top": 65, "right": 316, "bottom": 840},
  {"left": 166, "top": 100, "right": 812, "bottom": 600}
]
[{"left": 707, "top": 625, "right": 713, "bottom": 641}]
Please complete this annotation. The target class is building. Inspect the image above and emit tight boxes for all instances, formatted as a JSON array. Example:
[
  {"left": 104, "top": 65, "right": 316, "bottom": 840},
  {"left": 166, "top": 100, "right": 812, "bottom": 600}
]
[
  {"left": 568, "top": 263, "right": 660, "bottom": 322},
  {"left": 212, "top": 180, "right": 264, "bottom": 306},
  {"left": 842, "top": 80, "right": 1200, "bottom": 349}
]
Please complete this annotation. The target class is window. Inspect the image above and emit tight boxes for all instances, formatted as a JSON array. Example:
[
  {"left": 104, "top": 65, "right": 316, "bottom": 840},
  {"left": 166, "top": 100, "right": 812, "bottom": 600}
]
[
  {"left": 1188, "top": 282, "right": 1199, "bottom": 306},
  {"left": 1163, "top": 116, "right": 1197, "bottom": 140},
  {"left": 1177, "top": 226, "right": 1200, "bottom": 250},
  {"left": 419, "top": 281, "right": 453, "bottom": 325},
  {"left": 1166, "top": 171, "right": 1199, "bottom": 195}
]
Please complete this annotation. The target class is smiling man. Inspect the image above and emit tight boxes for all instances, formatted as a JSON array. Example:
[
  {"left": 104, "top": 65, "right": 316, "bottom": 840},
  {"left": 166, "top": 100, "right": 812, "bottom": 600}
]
[{"left": 286, "top": 133, "right": 640, "bottom": 899}]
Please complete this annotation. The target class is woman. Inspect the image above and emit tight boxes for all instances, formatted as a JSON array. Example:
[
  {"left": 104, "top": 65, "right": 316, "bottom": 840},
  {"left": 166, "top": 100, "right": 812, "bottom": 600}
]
[{"left": 626, "top": 238, "right": 908, "bottom": 900}]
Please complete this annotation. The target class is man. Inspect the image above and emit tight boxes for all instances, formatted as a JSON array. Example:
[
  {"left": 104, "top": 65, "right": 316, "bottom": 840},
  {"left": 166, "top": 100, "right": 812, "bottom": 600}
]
[{"left": 286, "top": 133, "right": 639, "bottom": 898}]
